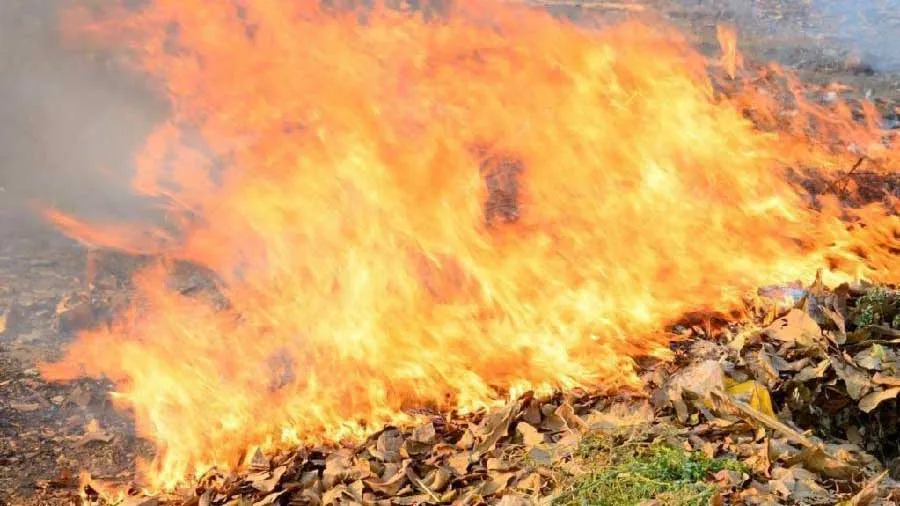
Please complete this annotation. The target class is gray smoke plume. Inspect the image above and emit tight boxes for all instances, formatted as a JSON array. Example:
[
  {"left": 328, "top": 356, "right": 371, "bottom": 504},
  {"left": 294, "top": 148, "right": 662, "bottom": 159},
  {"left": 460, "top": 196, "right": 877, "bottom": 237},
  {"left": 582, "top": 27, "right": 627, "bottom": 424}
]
[{"left": 0, "top": 1, "right": 164, "bottom": 222}]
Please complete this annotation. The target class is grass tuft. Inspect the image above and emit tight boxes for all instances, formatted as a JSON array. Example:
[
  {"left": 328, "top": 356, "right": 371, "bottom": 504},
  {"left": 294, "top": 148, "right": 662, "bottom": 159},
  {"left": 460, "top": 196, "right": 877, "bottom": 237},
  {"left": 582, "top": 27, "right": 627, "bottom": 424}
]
[{"left": 554, "top": 435, "right": 744, "bottom": 506}]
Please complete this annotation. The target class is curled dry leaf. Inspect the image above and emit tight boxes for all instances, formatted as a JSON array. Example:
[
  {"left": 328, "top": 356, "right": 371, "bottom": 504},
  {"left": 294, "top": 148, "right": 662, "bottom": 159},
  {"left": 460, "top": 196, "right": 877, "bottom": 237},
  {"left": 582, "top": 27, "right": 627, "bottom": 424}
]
[
  {"left": 553, "top": 403, "right": 588, "bottom": 433},
  {"left": 472, "top": 401, "right": 521, "bottom": 458},
  {"left": 858, "top": 386, "right": 900, "bottom": 413}
]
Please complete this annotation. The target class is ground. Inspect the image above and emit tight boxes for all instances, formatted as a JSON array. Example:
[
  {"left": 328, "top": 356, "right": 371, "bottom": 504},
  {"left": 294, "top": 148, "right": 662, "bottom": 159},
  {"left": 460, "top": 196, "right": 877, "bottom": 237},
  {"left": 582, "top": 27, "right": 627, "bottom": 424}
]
[{"left": 1, "top": 1, "right": 899, "bottom": 505}]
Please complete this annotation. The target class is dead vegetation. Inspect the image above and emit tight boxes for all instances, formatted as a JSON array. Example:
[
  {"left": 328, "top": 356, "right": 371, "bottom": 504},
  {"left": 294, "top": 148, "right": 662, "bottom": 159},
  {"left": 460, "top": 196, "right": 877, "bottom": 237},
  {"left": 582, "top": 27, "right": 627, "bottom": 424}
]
[{"left": 3, "top": 1, "right": 900, "bottom": 505}]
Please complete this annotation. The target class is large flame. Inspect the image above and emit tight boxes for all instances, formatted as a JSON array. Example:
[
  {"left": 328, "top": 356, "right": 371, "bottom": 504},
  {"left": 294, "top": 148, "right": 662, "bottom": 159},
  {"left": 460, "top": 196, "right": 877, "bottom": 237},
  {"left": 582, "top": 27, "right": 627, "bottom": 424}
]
[{"left": 42, "top": 0, "right": 899, "bottom": 489}]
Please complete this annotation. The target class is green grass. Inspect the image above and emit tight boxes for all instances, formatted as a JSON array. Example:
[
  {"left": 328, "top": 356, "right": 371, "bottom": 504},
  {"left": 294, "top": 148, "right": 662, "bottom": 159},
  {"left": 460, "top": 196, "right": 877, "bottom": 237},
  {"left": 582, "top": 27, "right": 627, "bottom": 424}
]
[{"left": 554, "top": 436, "right": 745, "bottom": 506}]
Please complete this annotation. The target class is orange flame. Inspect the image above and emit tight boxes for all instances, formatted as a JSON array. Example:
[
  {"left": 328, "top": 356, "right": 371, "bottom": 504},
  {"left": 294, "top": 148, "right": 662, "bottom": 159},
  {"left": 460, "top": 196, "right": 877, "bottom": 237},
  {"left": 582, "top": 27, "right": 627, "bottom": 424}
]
[
  {"left": 41, "top": 0, "right": 899, "bottom": 489},
  {"left": 716, "top": 23, "right": 742, "bottom": 79}
]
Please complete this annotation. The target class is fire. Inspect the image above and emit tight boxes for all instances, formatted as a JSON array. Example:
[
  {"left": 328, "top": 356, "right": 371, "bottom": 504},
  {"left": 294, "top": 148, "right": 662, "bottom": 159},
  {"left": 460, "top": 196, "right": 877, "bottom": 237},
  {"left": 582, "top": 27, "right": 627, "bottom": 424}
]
[
  {"left": 40, "top": 0, "right": 899, "bottom": 489},
  {"left": 716, "top": 23, "right": 742, "bottom": 79}
]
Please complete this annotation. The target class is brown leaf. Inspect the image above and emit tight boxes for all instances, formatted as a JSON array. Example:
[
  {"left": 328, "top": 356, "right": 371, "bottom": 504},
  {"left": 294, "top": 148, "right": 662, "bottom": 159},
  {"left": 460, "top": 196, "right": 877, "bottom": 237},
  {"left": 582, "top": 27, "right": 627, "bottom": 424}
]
[
  {"left": 522, "top": 402, "right": 542, "bottom": 425},
  {"left": 583, "top": 401, "right": 654, "bottom": 430},
  {"left": 251, "top": 491, "right": 285, "bottom": 506},
  {"left": 873, "top": 373, "right": 900, "bottom": 386},
  {"left": 404, "top": 468, "right": 440, "bottom": 503},
  {"left": 422, "top": 467, "right": 451, "bottom": 493},
  {"left": 480, "top": 471, "right": 514, "bottom": 496},
  {"left": 75, "top": 421, "right": 115, "bottom": 447},
  {"left": 122, "top": 498, "right": 158, "bottom": 506},
  {"left": 373, "top": 429, "right": 404, "bottom": 463},
  {"left": 448, "top": 452, "right": 471, "bottom": 477},
  {"left": 859, "top": 387, "right": 900, "bottom": 413},
  {"left": 365, "top": 460, "right": 409, "bottom": 496},
  {"left": 764, "top": 309, "right": 824, "bottom": 349},
  {"left": 456, "top": 429, "right": 474, "bottom": 450},
  {"left": 472, "top": 401, "right": 521, "bottom": 458},
  {"left": 854, "top": 346, "right": 886, "bottom": 371},
  {"left": 554, "top": 403, "right": 588, "bottom": 433},
  {"left": 515, "top": 422, "right": 544, "bottom": 448},
  {"left": 321, "top": 485, "right": 345, "bottom": 506},
  {"left": 831, "top": 357, "right": 874, "bottom": 400},
  {"left": 847, "top": 470, "right": 889, "bottom": 506},
  {"left": 497, "top": 495, "right": 533, "bottom": 506},
  {"left": 392, "top": 494, "right": 431, "bottom": 505},
  {"left": 322, "top": 450, "right": 357, "bottom": 489},
  {"left": 540, "top": 413, "right": 567, "bottom": 432},
  {"left": 550, "top": 432, "right": 582, "bottom": 462},
  {"left": 789, "top": 447, "right": 856, "bottom": 480},
  {"left": 411, "top": 423, "right": 436, "bottom": 444},
  {"left": 514, "top": 472, "right": 541, "bottom": 493},
  {"left": 667, "top": 360, "right": 724, "bottom": 399},
  {"left": 769, "top": 466, "right": 832, "bottom": 503},
  {"left": 794, "top": 359, "right": 831, "bottom": 382},
  {"left": 251, "top": 465, "right": 287, "bottom": 493}
]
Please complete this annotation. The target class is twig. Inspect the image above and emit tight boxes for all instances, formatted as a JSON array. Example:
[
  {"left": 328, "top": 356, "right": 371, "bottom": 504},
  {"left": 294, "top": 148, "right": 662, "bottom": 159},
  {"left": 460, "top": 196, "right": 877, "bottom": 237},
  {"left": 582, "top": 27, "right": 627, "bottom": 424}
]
[
  {"left": 824, "top": 156, "right": 868, "bottom": 199},
  {"left": 405, "top": 468, "right": 441, "bottom": 503},
  {"left": 710, "top": 390, "right": 818, "bottom": 449}
]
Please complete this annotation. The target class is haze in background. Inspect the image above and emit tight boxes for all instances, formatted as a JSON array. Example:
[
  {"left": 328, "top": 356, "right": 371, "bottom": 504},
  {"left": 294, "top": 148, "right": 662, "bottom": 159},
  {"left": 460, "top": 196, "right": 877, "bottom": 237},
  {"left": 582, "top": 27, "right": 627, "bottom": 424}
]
[{"left": 0, "top": 1, "right": 164, "bottom": 222}]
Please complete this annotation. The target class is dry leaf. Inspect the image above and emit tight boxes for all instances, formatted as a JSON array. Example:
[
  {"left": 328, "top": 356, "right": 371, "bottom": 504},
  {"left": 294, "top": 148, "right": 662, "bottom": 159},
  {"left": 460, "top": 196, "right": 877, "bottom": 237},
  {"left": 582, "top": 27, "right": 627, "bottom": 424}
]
[
  {"left": 788, "top": 447, "right": 856, "bottom": 480},
  {"left": 831, "top": 358, "right": 874, "bottom": 400},
  {"left": 251, "top": 465, "right": 287, "bottom": 493},
  {"left": 373, "top": 429, "right": 404, "bottom": 463},
  {"left": 846, "top": 470, "right": 888, "bottom": 506},
  {"left": 516, "top": 422, "right": 544, "bottom": 448},
  {"left": 873, "top": 372, "right": 900, "bottom": 386},
  {"left": 480, "top": 471, "right": 514, "bottom": 496},
  {"left": 448, "top": 452, "right": 471, "bottom": 477},
  {"left": 366, "top": 460, "right": 409, "bottom": 496},
  {"left": 764, "top": 309, "right": 824, "bottom": 349},
  {"left": 667, "top": 360, "right": 724, "bottom": 399},
  {"left": 727, "top": 380, "right": 775, "bottom": 418},
  {"left": 411, "top": 423, "right": 436, "bottom": 444},
  {"left": 497, "top": 494, "right": 532, "bottom": 506},
  {"left": 769, "top": 466, "right": 831, "bottom": 502},
  {"left": 514, "top": 472, "right": 541, "bottom": 493},
  {"left": 794, "top": 360, "right": 831, "bottom": 383},
  {"left": 251, "top": 491, "right": 285, "bottom": 506},
  {"left": 858, "top": 387, "right": 900, "bottom": 413},
  {"left": 473, "top": 402, "right": 521, "bottom": 458},
  {"left": 584, "top": 401, "right": 654, "bottom": 430},
  {"left": 554, "top": 403, "right": 588, "bottom": 432}
]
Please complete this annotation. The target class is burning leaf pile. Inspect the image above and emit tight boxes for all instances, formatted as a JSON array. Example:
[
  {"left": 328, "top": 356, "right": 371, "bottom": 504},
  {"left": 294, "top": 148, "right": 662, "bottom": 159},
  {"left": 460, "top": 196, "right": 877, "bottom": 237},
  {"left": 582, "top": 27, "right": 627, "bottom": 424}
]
[
  {"left": 69, "top": 277, "right": 900, "bottom": 505},
  {"left": 22, "top": 0, "right": 900, "bottom": 503}
]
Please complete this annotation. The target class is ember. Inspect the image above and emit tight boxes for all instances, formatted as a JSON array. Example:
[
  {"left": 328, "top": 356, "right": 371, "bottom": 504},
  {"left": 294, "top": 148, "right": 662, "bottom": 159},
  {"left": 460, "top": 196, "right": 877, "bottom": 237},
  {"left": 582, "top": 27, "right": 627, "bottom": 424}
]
[{"left": 36, "top": 0, "right": 900, "bottom": 492}]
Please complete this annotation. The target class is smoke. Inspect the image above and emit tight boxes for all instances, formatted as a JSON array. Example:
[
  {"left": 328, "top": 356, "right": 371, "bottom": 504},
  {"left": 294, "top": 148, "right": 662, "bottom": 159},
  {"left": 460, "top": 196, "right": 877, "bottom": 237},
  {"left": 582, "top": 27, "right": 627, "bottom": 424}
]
[
  {"left": 703, "top": 0, "right": 900, "bottom": 73},
  {"left": 0, "top": 1, "right": 165, "bottom": 222}
]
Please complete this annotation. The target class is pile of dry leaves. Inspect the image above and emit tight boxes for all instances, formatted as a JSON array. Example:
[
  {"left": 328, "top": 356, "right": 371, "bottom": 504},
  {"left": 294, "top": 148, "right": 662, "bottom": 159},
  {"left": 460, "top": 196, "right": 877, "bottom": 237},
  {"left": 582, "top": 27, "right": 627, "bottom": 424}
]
[{"left": 72, "top": 273, "right": 900, "bottom": 506}]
